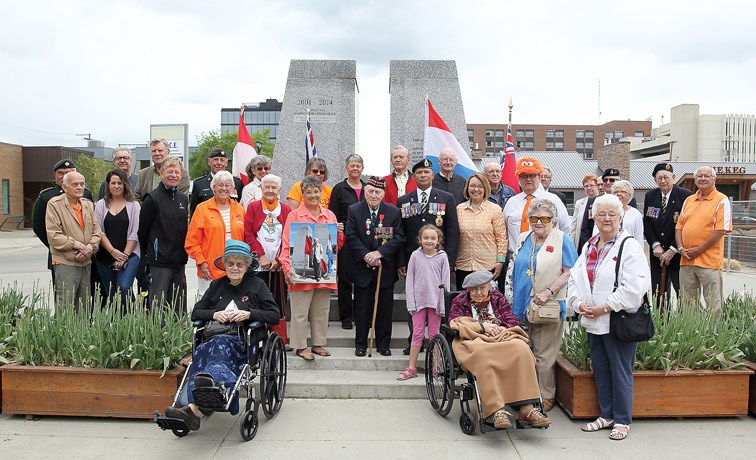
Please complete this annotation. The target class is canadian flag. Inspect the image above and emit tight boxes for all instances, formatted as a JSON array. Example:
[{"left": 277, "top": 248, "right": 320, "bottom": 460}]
[{"left": 232, "top": 107, "right": 257, "bottom": 186}]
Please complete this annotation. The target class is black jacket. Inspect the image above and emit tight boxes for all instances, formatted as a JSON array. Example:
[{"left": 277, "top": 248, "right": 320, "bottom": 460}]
[
  {"left": 643, "top": 185, "right": 692, "bottom": 270},
  {"left": 396, "top": 187, "right": 459, "bottom": 267},
  {"left": 138, "top": 182, "right": 189, "bottom": 267},
  {"left": 328, "top": 179, "right": 365, "bottom": 223},
  {"left": 345, "top": 202, "right": 405, "bottom": 288},
  {"left": 432, "top": 173, "right": 466, "bottom": 206},
  {"left": 192, "top": 273, "right": 280, "bottom": 325}
]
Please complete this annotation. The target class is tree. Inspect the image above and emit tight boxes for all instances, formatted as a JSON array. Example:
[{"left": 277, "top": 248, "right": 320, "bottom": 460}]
[
  {"left": 189, "top": 128, "right": 274, "bottom": 180},
  {"left": 75, "top": 154, "right": 111, "bottom": 195}
]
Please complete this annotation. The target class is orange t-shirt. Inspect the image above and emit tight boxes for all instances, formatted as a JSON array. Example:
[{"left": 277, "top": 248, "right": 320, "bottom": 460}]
[{"left": 287, "top": 182, "right": 332, "bottom": 209}]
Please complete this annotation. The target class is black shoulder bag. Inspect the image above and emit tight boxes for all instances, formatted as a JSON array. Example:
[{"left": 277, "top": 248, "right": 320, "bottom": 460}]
[{"left": 609, "top": 237, "right": 655, "bottom": 342}]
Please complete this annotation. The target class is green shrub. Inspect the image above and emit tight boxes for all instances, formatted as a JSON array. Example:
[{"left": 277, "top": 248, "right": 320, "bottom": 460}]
[
  {"left": 561, "top": 295, "right": 749, "bottom": 373},
  {"left": 0, "top": 284, "right": 42, "bottom": 364}
]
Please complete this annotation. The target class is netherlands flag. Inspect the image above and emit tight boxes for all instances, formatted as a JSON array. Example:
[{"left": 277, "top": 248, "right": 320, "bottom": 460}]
[
  {"left": 305, "top": 109, "right": 317, "bottom": 165},
  {"left": 232, "top": 106, "right": 257, "bottom": 186},
  {"left": 423, "top": 97, "right": 476, "bottom": 179},
  {"left": 501, "top": 123, "right": 519, "bottom": 190}
]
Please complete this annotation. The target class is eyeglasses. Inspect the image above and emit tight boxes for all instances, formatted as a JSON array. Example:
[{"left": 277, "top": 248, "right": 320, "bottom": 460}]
[
  {"left": 695, "top": 174, "right": 713, "bottom": 179},
  {"left": 528, "top": 216, "right": 553, "bottom": 224},
  {"left": 583, "top": 184, "right": 598, "bottom": 188},
  {"left": 519, "top": 174, "right": 538, "bottom": 179},
  {"left": 224, "top": 261, "right": 247, "bottom": 268},
  {"left": 310, "top": 169, "right": 325, "bottom": 174},
  {"left": 595, "top": 212, "right": 619, "bottom": 219},
  {"left": 469, "top": 285, "right": 489, "bottom": 293},
  {"left": 214, "top": 183, "right": 234, "bottom": 189},
  {"left": 114, "top": 156, "right": 130, "bottom": 162},
  {"left": 603, "top": 177, "right": 618, "bottom": 183},
  {"left": 256, "top": 166, "right": 271, "bottom": 171},
  {"left": 468, "top": 184, "right": 486, "bottom": 189}
]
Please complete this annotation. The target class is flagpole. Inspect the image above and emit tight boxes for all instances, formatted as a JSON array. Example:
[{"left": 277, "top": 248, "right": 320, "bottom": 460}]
[{"left": 508, "top": 97, "right": 513, "bottom": 124}]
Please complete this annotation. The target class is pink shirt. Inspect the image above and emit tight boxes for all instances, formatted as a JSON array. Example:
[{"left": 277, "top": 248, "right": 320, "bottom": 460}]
[{"left": 280, "top": 205, "right": 339, "bottom": 292}]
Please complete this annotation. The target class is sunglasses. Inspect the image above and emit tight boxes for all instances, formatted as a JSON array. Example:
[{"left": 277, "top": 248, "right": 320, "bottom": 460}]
[
  {"left": 603, "top": 177, "right": 618, "bottom": 183},
  {"left": 256, "top": 166, "right": 271, "bottom": 171},
  {"left": 225, "top": 261, "right": 247, "bottom": 268},
  {"left": 310, "top": 169, "right": 325, "bottom": 174},
  {"left": 528, "top": 216, "right": 553, "bottom": 224},
  {"left": 519, "top": 174, "right": 538, "bottom": 179}
]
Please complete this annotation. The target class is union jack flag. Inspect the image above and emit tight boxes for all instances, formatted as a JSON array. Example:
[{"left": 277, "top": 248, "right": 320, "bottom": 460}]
[
  {"left": 500, "top": 123, "right": 519, "bottom": 190},
  {"left": 305, "top": 109, "right": 317, "bottom": 164}
]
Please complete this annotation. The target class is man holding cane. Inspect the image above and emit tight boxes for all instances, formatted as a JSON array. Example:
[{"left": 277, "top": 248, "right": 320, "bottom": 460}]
[{"left": 345, "top": 177, "right": 404, "bottom": 357}]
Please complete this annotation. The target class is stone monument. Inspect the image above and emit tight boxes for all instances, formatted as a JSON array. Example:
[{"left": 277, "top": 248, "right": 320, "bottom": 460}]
[
  {"left": 272, "top": 60, "right": 358, "bottom": 197},
  {"left": 389, "top": 60, "right": 470, "bottom": 165}
]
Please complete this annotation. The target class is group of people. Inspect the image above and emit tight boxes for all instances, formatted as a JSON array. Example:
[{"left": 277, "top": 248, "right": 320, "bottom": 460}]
[{"left": 33, "top": 139, "right": 732, "bottom": 439}]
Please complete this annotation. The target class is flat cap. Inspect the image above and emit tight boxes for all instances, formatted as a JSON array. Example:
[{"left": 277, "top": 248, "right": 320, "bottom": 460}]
[{"left": 462, "top": 270, "right": 494, "bottom": 289}]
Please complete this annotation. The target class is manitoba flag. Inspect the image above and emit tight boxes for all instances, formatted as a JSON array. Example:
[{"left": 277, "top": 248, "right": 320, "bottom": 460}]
[
  {"left": 232, "top": 107, "right": 257, "bottom": 186},
  {"left": 501, "top": 123, "right": 518, "bottom": 190},
  {"left": 423, "top": 97, "right": 476, "bottom": 179}
]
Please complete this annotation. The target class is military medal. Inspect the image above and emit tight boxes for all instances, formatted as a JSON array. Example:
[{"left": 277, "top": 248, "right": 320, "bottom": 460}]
[
  {"left": 365, "top": 218, "right": 371, "bottom": 235},
  {"left": 436, "top": 214, "right": 443, "bottom": 226},
  {"left": 378, "top": 214, "right": 384, "bottom": 228}
]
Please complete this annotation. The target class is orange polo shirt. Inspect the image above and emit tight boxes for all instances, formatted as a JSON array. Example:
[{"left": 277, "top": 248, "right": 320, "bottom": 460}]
[
  {"left": 676, "top": 188, "right": 732, "bottom": 269},
  {"left": 287, "top": 182, "right": 332, "bottom": 209}
]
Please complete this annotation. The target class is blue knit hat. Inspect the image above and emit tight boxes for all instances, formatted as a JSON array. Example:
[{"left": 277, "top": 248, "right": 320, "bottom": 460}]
[{"left": 214, "top": 240, "right": 253, "bottom": 270}]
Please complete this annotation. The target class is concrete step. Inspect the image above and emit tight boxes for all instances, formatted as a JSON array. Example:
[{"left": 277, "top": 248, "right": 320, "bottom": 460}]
[
  {"left": 299, "top": 321, "right": 417, "bottom": 350},
  {"left": 287, "top": 346, "right": 426, "bottom": 371},
  {"left": 285, "top": 369, "right": 427, "bottom": 399}
]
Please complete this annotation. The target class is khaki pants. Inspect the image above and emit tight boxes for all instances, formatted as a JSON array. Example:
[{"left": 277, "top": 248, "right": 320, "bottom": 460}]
[
  {"left": 53, "top": 264, "right": 91, "bottom": 314},
  {"left": 679, "top": 266, "right": 723, "bottom": 312},
  {"left": 526, "top": 319, "right": 565, "bottom": 400},
  {"left": 289, "top": 288, "right": 331, "bottom": 350}
]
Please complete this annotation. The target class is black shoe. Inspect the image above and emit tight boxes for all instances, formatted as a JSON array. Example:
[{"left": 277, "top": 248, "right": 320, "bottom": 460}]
[
  {"left": 165, "top": 405, "right": 201, "bottom": 431},
  {"left": 402, "top": 346, "right": 411, "bottom": 356},
  {"left": 341, "top": 320, "right": 353, "bottom": 330},
  {"left": 377, "top": 348, "right": 392, "bottom": 356},
  {"left": 355, "top": 348, "right": 366, "bottom": 357},
  {"left": 194, "top": 373, "right": 215, "bottom": 388}
]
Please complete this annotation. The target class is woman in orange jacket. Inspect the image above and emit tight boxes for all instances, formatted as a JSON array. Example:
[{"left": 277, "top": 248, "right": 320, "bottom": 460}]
[{"left": 185, "top": 171, "right": 246, "bottom": 296}]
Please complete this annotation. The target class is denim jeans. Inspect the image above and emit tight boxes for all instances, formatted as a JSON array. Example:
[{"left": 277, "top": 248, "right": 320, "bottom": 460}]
[{"left": 96, "top": 254, "right": 139, "bottom": 310}]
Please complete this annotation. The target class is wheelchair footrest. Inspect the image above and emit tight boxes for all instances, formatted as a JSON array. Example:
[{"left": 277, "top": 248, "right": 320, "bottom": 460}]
[
  {"left": 192, "top": 386, "right": 228, "bottom": 411},
  {"left": 154, "top": 413, "right": 189, "bottom": 432}
]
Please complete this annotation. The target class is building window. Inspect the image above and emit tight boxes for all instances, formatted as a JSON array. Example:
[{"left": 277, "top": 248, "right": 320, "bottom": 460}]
[
  {"left": 545, "top": 141, "right": 555, "bottom": 150},
  {"left": 485, "top": 130, "right": 494, "bottom": 137},
  {"left": 576, "top": 130, "right": 584, "bottom": 139},
  {"left": 525, "top": 130, "right": 534, "bottom": 137},
  {"left": 495, "top": 129, "right": 504, "bottom": 137},
  {"left": 584, "top": 151, "right": 594, "bottom": 160},
  {"left": 1, "top": 179, "right": 8, "bottom": 214},
  {"left": 486, "top": 140, "right": 493, "bottom": 147},
  {"left": 555, "top": 130, "right": 564, "bottom": 138},
  {"left": 467, "top": 129, "right": 474, "bottom": 137},
  {"left": 546, "top": 130, "right": 555, "bottom": 138},
  {"left": 635, "top": 131, "right": 644, "bottom": 137},
  {"left": 516, "top": 129, "right": 525, "bottom": 138},
  {"left": 494, "top": 141, "right": 504, "bottom": 148},
  {"left": 576, "top": 142, "right": 584, "bottom": 149},
  {"left": 555, "top": 141, "right": 564, "bottom": 150},
  {"left": 585, "top": 142, "right": 594, "bottom": 149},
  {"left": 614, "top": 131, "right": 624, "bottom": 139},
  {"left": 525, "top": 141, "right": 534, "bottom": 149}
]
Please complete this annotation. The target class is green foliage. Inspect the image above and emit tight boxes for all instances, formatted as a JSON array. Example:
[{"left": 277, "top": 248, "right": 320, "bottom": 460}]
[
  {"left": 561, "top": 295, "right": 751, "bottom": 373},
  {"left": 75, "top": 154, "right": 112, "bottom": 194},
  {"left": 0, "top": 284, "right": 41, "bottom": 364},
  {"left": 723, "top": 292, "right": 756, "bottom": 362},
  {"left": 189, "top": 128, "right": 274, "bottom": 179},
  {"left": 6, "top": 285, "right": 192, "bottom": 376}
]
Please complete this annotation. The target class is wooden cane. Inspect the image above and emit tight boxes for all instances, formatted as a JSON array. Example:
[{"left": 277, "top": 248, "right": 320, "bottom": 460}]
[
  {"left": 367, "top": 263, "right": 383, "bottom": 358},
  {"left": 659, "top": 264, "right": 667, "bottom": 315}
]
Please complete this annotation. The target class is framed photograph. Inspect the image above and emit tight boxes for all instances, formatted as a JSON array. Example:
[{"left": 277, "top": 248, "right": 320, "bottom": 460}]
[{"left": 288, "top": 222, "right": 338, "bottom": 283}]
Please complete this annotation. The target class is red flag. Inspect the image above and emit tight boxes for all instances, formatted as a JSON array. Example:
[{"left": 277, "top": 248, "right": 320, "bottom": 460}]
[
  {"left": 304, "top": 234, "right": 313, "bottom": 255},
  {"left": 501, "top": 123, "right": 518, "bottom": 190},
  {"left": 232, "top": 107, "right": 257, "bottom": 186}
]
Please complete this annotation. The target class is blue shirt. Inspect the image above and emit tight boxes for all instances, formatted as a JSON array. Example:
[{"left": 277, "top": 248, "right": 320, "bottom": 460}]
[{"left": 511, "top": 232, "right": 578, "bottom": 320}]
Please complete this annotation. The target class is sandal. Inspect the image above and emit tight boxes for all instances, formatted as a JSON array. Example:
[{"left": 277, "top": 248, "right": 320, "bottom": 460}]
[
  {"left": 311, "top": 347, "right": 331, "bottom": 357},
  {"left": 518, "top": 407, "right": 552, "bottom": 427},
  {"left": 581, "top": 417, "right": 615, "bottom": 432},
  {"left": 493, "top": 409, "right": 512, "bottom": 429},
  {"left": 396, "top": 368, "right": 418, "bottom": 381},
  {"left": 609, "top": 423, "right": 629, "bottom": 440},
  {"left": 296, "top": 349, "right": 315, "bottom": 361}
]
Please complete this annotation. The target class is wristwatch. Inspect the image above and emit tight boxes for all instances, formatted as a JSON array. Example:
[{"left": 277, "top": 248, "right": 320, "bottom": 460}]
[{"left": 603, "top": 305, "right": 610, "bottom": 314}]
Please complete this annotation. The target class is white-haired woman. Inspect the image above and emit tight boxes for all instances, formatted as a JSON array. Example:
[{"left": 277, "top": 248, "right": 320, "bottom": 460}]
[
  {"left": 592, "top": 180, "right": 644, "bottom": 245},
  {"left": 508, "top": 198, "right": 577, "bottom": 413},
  {"left": 164, "top": 240, "right": 279, "bottom": 432},
  {"left": 186, "top": 170, "right": 246, "bottom": 296},
  {"left": 568, "top": 194, "right": 651, "bottom": 441}
]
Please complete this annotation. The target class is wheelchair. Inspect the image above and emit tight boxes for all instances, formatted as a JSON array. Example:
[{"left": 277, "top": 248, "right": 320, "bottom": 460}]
[
  {"left": 154, "top": 319, "right": 287, "bottom": 441},
  {"left": 424, "top": 289, "right": 547, "bottom": 435}
]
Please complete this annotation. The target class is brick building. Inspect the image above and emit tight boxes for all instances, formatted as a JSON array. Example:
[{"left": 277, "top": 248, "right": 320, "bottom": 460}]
[{"left": 0, "top": 142, "right": 25, "bottom": 229}]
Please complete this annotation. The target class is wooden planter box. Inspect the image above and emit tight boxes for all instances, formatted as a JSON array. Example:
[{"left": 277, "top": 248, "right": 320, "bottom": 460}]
[
  {"left": 1, "top": 364, "right": 182, "bottom": 419},
  {"left": 746, "top": 361, "right": 756, "bottom": 415},
  {"left": 555, "top": 355, "right": 753, "bottom": 419}
]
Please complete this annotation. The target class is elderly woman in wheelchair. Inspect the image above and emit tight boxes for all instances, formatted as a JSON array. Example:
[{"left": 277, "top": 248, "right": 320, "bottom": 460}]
[
  {"left": 443, "top": 270, "right": 551, "bottom": 431},
  {"left": 159, "top": 240, "right": 282, "bottom": 438}
]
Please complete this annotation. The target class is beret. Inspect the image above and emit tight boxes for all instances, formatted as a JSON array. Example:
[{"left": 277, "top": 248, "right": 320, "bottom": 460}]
[
  {"left": 652, "top": 162, "right": 673, "bottom": 177},
  {"left": 53, "top": 159, "right": 76, "bottom": 171},
  {"left": 412, "top": 158, "right": 434, "bottom": 173},
  {"left": 366, "top": 176, "right": 386, "bottom": 190},
  {"left": 462, "top": 270, "right": 494, "bottom": 289}
]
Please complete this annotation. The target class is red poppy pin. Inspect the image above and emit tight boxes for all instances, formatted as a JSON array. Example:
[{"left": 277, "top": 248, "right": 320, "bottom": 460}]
[
  {"left": 546, "top": 246, "right": 554, "bottom": 252},
  {"left": 612, "top": 257, "right": 618, "bottom": 261},
  {"left": 379, "top": 214, "right": 384, "bottom": 221},
  {"left": 241, "top": 296, "right": 249, "bottom": 302}
]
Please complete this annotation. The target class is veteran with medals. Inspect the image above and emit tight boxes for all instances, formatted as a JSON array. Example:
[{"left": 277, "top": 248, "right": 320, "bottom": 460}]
[
  {"left": 345, "top": 177, "right": 405, "bottom": 357},
  {"left": 643, "top": 162, "right": 692, "bottom": 307},
  {"left": 397, "top": 158, "right": 459, "bottom": 354}
]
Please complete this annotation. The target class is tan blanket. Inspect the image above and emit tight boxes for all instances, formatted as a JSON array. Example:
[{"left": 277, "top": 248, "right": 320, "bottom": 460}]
[{"left": 451, "top": 317, "right": 541, "bottom": 418}]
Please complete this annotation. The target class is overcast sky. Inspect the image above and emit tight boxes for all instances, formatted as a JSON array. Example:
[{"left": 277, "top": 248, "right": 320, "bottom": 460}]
[{"left": 1, "top": 0, "right": 754, "bottom": 175}]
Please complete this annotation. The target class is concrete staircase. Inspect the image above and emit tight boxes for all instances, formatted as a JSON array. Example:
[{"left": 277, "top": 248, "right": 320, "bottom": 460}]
[{"left": 285, "top": 321, "right": 429, "bottom": 400}]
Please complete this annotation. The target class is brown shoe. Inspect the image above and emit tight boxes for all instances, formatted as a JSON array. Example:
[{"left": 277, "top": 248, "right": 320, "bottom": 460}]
[
  {"left": 519, "top": 407, "right": 552, "bottom": 428},
  {"left": 493, "top": 409, "right": 512, "bottom": 429},
  {"left": 165, "top": 405, "right": 201, "bottom": 431},
  {"left": 542, "top": 398, "right": 556, "bottom": 413}
]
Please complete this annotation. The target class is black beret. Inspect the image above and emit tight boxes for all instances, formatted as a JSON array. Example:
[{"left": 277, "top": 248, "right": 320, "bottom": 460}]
[
  {"left": 601, "top": 168, "right": 621, "bottom": 179},
  {"left": 53, "top": 159, "right": 76, "bottom": 171},
  {"left": 412, "top": 158, "right": 434, "bottom": 173},
  {"left": 652, "top": 162, "right": 673, "bottom": 177},
  {"left": 208, "top": 148, "right": 227, "bottom": 158}
]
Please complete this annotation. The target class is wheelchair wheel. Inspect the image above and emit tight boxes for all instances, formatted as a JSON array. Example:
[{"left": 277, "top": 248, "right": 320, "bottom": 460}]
[
  {"left": 260, "top": 332, "right": 287, "bottom": 419},
  {"left": 171, "top": 428, "right": 189, "bottom": 438},
  {"left": 240, "top": 409, "right": 259, "bottom": 441},
  {"left": 459, "top": 411, "right": 476, "bottom": 435},
  {"left": 425, "top": 334, "right": 455, "bottom": 417}
]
